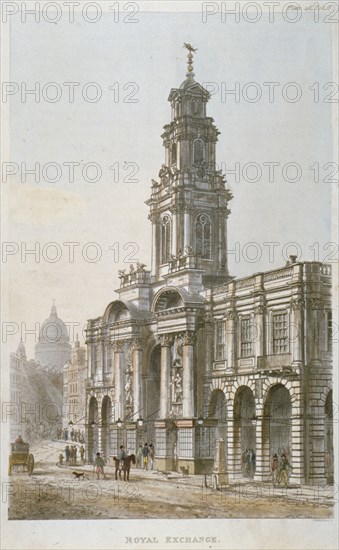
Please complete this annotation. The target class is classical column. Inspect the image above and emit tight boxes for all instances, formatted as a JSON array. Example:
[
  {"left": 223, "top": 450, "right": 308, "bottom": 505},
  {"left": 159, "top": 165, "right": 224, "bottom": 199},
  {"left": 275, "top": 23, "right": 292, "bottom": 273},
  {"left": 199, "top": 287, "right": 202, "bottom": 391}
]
[
  {"left": 170, "top": 205, "right": 177, "bottom": 256},
  {"left": 182, "top": 331, "right": 196, "bottom": 418},
  {"left": 310, "top": 297, "right": 323, "bottom": 364},
  {"left": 254, "top": 305, "right": 265, "bottom": 359},
  {"left": 183, "top": 205, "right": 192, "bottom": 250},
  {"left": 226, "top": 310, "right": 236, "bottom": 372},
  {"left": 291, "top": 298, "right": 304, "bottom": 367},
  {"left": 86, "top": 341, "right": 93, "bottom": 378},
  {"left": 159, "top": 335, "right": 173, "bottom": 418},
  {"left": 113, "top": 340, "right": 124, "bottom": 418},
  {"left": 149, "top": 211, "right": 159, "bottom": 276},
  {"left": 253, "top": 412, "right": 264, "bottom": 481},
  {"left": 131, "top": 338, "right": 143, "bottom": 418}
]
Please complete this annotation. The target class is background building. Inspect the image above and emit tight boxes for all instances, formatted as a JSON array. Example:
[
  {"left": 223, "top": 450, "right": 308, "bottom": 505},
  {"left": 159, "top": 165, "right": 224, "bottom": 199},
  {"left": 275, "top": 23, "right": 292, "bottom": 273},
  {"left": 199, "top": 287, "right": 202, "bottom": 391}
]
[
  {"left": 85, "top": 51, "right": 333, "bottom": 485},
  {"left": 9, "top": 303, "right": 71, "bottom": 441},
  {"left": 35, "top": 302, "right": 72, "bottom": 372},
  {"left": 63, "top": 336, "right": 87, "bottom": 434}
]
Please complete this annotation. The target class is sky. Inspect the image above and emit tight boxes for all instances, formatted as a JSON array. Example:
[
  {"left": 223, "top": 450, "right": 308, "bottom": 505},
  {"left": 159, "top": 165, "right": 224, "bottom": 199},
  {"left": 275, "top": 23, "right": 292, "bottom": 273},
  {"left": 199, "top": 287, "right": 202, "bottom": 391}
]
[{"left": 2, "top": 2, "right": 335, "bottom": 359}]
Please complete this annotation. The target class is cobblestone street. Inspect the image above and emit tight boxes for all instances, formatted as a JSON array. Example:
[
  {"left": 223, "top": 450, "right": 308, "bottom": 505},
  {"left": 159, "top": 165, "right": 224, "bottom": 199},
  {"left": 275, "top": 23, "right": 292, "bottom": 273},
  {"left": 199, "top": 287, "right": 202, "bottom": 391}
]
[{"left": 6, "top": 440, "right": 335, "bottom": 520}]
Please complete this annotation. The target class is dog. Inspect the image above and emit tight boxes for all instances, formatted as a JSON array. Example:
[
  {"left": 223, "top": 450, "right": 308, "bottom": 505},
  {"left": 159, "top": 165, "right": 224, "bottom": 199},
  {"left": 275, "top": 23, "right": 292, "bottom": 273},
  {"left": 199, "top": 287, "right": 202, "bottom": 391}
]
[
  {"left": 72, "top": 471, "right": 89, "bottom": 480},
  {"left": 180, "top": 466, "right": 189, "bottom": 477}
]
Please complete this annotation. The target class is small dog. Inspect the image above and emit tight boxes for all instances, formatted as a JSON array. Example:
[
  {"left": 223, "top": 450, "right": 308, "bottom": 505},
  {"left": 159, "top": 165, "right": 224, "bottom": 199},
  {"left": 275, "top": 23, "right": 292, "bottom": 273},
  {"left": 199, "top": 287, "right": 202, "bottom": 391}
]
[
  {"left": 180, "top": 466, "right": 189, "bottom": 477},
  {"left": 72, "top": 471, "right": 89, "bottom": 480}
]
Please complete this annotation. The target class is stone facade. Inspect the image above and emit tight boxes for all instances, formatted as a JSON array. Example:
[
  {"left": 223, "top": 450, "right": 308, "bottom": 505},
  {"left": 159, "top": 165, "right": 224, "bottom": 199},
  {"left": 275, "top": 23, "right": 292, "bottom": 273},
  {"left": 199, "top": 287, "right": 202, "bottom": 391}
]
[
  {"left": 85, "top": 53, "right": 333, "bottom": 484},
  {"left": 63, "top": 336, "right": 87, "bottom": 431}
]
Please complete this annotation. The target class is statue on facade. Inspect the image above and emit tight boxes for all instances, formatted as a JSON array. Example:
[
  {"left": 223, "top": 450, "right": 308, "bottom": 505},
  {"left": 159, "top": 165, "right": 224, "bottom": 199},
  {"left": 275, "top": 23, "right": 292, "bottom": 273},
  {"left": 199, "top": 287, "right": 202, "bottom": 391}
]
[
  {"left": 171, "top": 368, "right": 183, "bottom": 404},
  {"left": 158, "top": 164, "right": 170, "bottom": 185},
  {"left": 136, "top": 262, "right": 147, "bottom": 273}
]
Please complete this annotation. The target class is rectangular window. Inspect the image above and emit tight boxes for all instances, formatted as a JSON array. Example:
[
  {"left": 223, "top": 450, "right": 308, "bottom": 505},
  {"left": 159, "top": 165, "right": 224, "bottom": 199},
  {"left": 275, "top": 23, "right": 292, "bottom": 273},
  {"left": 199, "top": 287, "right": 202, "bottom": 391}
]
[
  {"left": 273, "top": 312, "right": 288, "bottom": 354},
  {"left": 126, "top": 430, "right": 136, "bottom": 454},
  {"left": 110, "top": 430, "right": 118, "bottom": 456},
  {"left": 155, "top": 429, "right": 167, "bottom": 457},
  {"left": 195, "top": 427, "right": 216, "bottom": 458},
  {"left": 241, "top": 317, "right": 253, "bottom": 357},
  {"left": 215, "top": 320, "right": 226, "bottom": 360},
  {"left": 177, "top": 428, "right": 193, "bottom": 458}
]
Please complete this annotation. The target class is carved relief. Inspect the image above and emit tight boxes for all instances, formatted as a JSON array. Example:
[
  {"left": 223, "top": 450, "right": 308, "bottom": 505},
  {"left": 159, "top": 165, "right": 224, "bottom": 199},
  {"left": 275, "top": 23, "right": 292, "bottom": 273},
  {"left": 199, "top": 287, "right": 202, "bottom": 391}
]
[
  {"left": 291, "top": 298, "right": 305, "bottom": 311},
  {"left": 182, "top": 331, "right": 196, "bottom": 346},
  {"left": 226, "top": 310, "right": 237, "bottom": 321},
  {"left": 311, "top": 297, "right": 323, "bottom": 310},
  {"left": 112, "top": 340, "right": 124, "bottom": 352}
]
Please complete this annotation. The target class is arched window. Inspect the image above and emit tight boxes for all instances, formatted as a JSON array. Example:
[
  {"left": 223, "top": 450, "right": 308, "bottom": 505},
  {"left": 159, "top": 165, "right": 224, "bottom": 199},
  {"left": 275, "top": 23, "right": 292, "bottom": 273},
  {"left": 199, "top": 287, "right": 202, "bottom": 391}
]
[
  {"left": 171, "top": 143, "right": 177, "bottom": 165},
  {"left": 196, "top": 214, "right": 211, "bottom": 259},
  {"left": 161, "top": 215, "right": 171, "bottom": 264},
  {"left": 193, "top": 138, "right": 204, "bottom": 164}
]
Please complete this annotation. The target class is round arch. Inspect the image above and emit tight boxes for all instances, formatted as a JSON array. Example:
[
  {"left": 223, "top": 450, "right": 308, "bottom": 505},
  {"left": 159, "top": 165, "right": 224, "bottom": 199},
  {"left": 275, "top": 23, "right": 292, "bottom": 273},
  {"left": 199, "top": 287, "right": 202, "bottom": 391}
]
[
  {"left": 88, "top": 396, "right": 99, "bottom": 463},
  {"left": 208, "top": 388, "right": 228, "bottom": 465},
  {"left": 324, "top": 390, "right": 333, "bottom": 483},
  {"left": 101, "top": 395, "right": 112, "bottom": 460},
  {"left": 262, "top": 384, "right": 292, "bottom": 472},
  {"left": 233, "top": 386, "right": 256, "bottom": 478}
]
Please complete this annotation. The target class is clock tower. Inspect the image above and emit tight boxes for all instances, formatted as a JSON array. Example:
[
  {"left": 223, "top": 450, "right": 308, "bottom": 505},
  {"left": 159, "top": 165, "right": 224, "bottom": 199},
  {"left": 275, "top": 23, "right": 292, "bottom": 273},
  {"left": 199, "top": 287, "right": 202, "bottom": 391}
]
[{"left": 147, "top": 46, "right": 233, "bottom": 290}]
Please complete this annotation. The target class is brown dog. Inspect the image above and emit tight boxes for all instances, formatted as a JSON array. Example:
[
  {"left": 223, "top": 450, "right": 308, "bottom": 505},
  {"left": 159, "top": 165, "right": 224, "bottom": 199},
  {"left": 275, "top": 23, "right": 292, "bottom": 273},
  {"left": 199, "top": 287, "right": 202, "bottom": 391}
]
[{"left": 72, "top": 471, "right": 89, "bottom": 480}]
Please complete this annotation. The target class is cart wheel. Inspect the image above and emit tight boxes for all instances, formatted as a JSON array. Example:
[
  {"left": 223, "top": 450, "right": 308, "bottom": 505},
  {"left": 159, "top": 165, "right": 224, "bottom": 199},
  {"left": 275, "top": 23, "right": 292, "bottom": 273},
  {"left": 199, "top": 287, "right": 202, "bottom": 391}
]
[{"left": 27, "top": 454, "right": 34, "bottom": 476}]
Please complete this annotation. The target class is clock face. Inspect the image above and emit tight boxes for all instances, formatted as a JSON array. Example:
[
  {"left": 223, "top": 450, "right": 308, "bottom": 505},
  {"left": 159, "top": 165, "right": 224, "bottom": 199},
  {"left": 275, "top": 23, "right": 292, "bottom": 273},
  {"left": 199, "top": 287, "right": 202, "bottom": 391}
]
[{"left": 192, "top": 99, "right": 202, "bottom": 115}]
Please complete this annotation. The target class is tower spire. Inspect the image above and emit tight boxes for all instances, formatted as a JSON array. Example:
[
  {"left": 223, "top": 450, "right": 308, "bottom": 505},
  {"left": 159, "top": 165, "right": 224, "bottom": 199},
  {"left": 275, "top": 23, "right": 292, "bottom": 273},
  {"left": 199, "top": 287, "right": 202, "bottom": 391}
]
[
  {"left": 183, "top": 43, "right": 198, "bottom": 77},
  {"left": 51, "top": 298, "right": 57, "bottom": 316}
]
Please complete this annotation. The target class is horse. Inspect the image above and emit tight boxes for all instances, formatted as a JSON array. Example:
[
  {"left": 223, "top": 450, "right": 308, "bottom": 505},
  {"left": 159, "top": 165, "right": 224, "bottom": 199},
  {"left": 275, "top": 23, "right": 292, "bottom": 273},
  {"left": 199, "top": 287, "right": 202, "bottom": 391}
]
[{"left": 113, "top": 454, "right": 136, "bottom": 481}]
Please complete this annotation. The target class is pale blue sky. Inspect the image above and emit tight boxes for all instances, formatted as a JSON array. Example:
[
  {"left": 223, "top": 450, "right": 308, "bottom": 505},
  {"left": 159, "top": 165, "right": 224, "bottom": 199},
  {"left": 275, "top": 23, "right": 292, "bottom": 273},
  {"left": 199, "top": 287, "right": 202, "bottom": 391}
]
[{"left": 4, "top": 7, "right": 334, "bottom": 358}]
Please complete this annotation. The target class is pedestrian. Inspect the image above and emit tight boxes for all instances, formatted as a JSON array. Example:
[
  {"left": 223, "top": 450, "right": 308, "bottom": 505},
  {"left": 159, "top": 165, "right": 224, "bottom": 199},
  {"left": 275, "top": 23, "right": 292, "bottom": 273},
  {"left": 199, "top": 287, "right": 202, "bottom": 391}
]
[
  {"left": 65, "top": 428, "right": 69, "bottom": 441},
  {"left": 65, "top": 445, "right": 70, "bottom": 465},
  {"left": 142, "top": 442, "right": 149, "bottom": 470},
  {"left": 95, "top": 452, "right": 106, "bottom": 479},
  {"left": 136, "top": 445, "right": 143, "bottom": 468},
  {"left": 80, "top": 445, "right": 85, "bottom": 463},
  {"left": 271, "top": 453, "right": 279, "bottom": 483},
  {"left": 59, "top": 453, "right": 64, "bottom": 466},
  {"left": 70, "top": 445, "right": 75, "bottom": 465},
  {"left": 278, "top": 452, "right": 292, "bottom": 485},
  {"left": 74, "top": 446, "right": 77, "bottom": 464},
  {"left": 148, "top": 443, "right": 155, "bottom": 470},
  {"left": 249, "top": 448, "right": 256, "bottom": 478}
]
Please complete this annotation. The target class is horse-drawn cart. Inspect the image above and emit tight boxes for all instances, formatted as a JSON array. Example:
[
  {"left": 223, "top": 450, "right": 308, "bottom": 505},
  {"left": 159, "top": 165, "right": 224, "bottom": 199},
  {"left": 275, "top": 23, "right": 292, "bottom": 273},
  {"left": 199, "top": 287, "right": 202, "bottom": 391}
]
[{"left": 8, "top": 443, "right": 34, "bottom": 476}]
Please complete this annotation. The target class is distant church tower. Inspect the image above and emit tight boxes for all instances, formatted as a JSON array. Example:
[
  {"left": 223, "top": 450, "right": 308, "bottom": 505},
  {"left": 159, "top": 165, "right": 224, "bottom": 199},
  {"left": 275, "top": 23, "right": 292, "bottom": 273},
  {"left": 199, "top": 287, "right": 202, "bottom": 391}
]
[
  {"left": 35, "top": 302, "right": 72, "bottom": 371},
  {"left": 146, "top": 45, "right": 233, "bottom": 288}
]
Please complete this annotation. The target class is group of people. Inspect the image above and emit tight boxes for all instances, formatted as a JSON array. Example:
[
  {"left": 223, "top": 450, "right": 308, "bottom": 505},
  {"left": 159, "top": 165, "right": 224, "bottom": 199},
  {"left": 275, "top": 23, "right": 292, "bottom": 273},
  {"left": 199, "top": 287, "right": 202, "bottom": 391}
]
[
  {"left": 241, "top": 448, "right": 256, "bottom": 478},
  {"left": 59, "top": 444, "right": 85, "bottom": 466},
  {"left": 57, "top": 427, "right": 85, "bottom": 443},
  {"left": 271, "top": 452, "right": 293, "bottom": 484},
  {"left": 136, "top": 442, "right": 155, "bottom": 470}
]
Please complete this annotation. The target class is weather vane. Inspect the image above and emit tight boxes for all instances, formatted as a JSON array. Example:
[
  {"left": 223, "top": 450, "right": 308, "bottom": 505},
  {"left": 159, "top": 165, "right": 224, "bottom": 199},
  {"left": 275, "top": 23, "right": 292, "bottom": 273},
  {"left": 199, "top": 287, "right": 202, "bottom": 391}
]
[{"left": 183, "top": 43, "right": 198, "bottom": 75}]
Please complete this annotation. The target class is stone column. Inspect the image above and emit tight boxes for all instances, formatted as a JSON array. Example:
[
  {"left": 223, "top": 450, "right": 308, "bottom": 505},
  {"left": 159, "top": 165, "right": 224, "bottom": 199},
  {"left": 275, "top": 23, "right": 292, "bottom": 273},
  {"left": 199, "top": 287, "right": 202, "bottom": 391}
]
[
  {"left": 171, "top": 205, "right": 177, "bottom": 256},
  {"left": 226, "top": 403, "right": 235, "bottom": 479},
  {"left": 226, "top": 310, "right": 236, "bottom": 372},
  {"left": 254, "top": 305, "right": 265, "bottom": 359},
  {"left": 254, "top": 413, "right": 264, "bottom": 481},
  {"left": 183, "top": 206, "right": 192, "bottom": 250},
  {"left": 131, "top": 338, "right": 143, "bottom": 418},
  {"left": 159, "top": 335, "right": 173, "bottom": 418},
  {"left": 113, "top": 341, "right": 124, "bottom": 419},
  {"left": 311, "top": 297, "right": 323, "bottom": 364},
  {"left": 87, "top": 342, "right": 93, "bottom": 378},
  {"left": 149, "top": 211, "right": 159, "bottom": 276},
  {"left": 182, "top": 331, "right": 196, "bottom": 418},
  {"left": 291, "top": 298, "right": 304, "bottom": 368}
]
